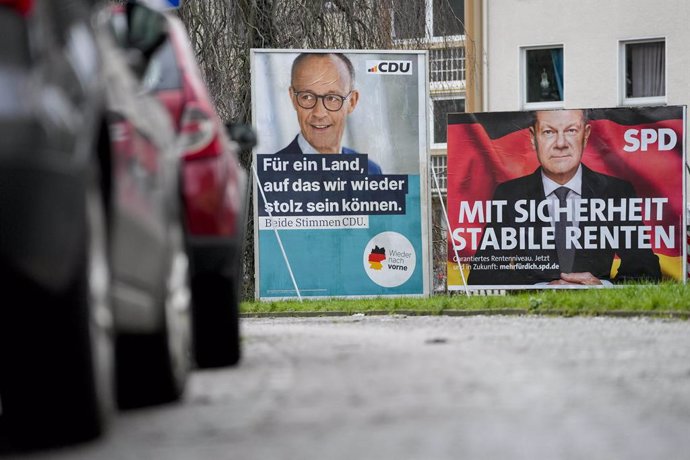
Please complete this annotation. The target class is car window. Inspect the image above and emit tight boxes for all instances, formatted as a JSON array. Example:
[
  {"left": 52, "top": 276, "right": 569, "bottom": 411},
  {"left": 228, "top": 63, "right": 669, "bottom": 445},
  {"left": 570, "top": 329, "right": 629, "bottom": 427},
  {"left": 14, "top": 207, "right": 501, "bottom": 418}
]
[
  {"left": 143, "top": 39, "right": 182, "bottom": 91},
  {"left": 108, "top": 12, "right": 129, "bottom": 48}
]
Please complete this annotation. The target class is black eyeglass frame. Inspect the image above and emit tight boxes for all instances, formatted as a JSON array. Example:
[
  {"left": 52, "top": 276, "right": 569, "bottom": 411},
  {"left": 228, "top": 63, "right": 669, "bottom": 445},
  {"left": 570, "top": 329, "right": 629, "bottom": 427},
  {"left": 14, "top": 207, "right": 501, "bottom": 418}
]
[{"left": 291, "top": 89, "right": 354, "bottom": 112}]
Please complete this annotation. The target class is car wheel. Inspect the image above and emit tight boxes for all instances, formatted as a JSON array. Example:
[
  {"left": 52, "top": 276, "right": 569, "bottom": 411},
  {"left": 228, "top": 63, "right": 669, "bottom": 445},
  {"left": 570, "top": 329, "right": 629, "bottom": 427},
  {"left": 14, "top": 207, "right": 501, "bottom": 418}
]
[
  {"left": 116, "top": 225, "right": 191, "bottom": 408},
  {"left": 0, "top": 167, "right": 114, "bottom": 447},
  {"left": 191, "top": 270, "right": 241, "bottom": 368}
]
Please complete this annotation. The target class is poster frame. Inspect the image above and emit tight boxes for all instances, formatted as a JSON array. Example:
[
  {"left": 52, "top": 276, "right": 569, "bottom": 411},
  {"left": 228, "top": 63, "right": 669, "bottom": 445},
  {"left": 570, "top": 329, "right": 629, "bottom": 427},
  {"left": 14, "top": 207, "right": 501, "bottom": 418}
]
[{"left": 250, "top": 48, "right": 432, "bottom": 300}]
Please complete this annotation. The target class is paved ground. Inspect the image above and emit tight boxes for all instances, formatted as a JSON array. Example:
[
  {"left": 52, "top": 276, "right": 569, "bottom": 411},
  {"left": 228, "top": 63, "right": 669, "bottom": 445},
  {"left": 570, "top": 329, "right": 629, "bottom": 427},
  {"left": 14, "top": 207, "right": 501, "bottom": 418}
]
[{"left": 6, "top": 315, "right": 690, "bottom": 459}]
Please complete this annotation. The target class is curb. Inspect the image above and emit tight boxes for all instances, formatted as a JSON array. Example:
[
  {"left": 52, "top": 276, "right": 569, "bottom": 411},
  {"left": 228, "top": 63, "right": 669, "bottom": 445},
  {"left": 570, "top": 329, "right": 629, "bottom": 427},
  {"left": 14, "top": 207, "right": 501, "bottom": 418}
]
[{"left": 241, "top": 309, "right": 690, "bottom": 319}]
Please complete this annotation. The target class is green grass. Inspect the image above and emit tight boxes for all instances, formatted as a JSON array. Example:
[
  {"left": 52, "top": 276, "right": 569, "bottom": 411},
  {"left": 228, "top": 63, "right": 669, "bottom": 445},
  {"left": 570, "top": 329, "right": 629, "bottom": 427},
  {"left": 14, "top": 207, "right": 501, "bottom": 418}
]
[{"left": 241, "top": 282, "right": 690, "bottom": 317}]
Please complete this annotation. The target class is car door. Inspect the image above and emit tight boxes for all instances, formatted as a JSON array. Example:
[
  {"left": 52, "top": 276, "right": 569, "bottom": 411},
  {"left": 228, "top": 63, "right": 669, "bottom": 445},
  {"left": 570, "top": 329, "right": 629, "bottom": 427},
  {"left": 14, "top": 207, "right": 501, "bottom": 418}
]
[{"left": 95, "top": 5, "right": 180, "bottom": 326}]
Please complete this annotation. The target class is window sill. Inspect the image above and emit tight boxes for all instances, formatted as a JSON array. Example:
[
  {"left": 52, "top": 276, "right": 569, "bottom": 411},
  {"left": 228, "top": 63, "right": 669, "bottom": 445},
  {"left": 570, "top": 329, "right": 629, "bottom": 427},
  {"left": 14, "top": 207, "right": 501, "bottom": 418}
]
[
  {"left": 620, "top": 96, "right": 666, "bottom": 107},
  {"left": 522, "top": 101, "right": 564, "bottom": 111}
]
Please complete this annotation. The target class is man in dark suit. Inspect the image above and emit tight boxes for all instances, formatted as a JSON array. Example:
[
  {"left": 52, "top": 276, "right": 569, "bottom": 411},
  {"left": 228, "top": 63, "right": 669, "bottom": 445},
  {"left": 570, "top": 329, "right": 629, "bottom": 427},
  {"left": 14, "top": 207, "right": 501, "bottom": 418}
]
[
  {"left": 467, "top": 109, "right": 661, "bottom": 286},
  {"left": 275, "top": 52, "right": 382, "bottom": 175}
]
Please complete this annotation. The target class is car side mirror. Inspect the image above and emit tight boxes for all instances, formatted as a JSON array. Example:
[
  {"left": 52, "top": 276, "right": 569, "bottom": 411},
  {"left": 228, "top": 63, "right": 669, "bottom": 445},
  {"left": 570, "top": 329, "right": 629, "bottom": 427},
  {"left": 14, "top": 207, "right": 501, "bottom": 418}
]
[{"left": 226, "top": 123, "right": 257, "bottom": 153}]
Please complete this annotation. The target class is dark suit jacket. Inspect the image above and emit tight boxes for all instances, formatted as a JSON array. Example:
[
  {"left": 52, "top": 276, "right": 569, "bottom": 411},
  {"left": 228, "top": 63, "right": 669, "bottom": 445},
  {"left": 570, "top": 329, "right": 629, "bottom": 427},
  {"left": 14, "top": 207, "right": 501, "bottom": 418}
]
[
  {"left": 275, "top": 135, "right": 382, "bottom": 175},
  {"left": 467, "top": 164, "right": 661, "bottom": 285}
]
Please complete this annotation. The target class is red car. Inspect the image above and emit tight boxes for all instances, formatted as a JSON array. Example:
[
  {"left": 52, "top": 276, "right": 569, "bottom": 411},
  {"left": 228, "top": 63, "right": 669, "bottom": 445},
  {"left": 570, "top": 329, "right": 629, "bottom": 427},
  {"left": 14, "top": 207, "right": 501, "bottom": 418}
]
[{"left": 144, "top": 13, "right": 249, "bottom": 367}]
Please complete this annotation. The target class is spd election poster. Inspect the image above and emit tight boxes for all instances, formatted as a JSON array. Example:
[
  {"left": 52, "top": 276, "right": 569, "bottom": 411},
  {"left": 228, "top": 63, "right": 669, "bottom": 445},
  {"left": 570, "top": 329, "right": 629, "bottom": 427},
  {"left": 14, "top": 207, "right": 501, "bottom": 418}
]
[
  {"left": 251, "top": 49, "right": 431, "bottom": 299},
  {"left": 447, "top": 106, "right": 686, "bottom": 290}
]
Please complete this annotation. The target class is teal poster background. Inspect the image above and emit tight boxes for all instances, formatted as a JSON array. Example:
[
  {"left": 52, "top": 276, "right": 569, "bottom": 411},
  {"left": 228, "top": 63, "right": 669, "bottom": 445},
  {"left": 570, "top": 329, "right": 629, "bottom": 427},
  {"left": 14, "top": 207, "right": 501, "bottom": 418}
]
[{"left": 258, "top": 176, "right": 423, "bottom": 298}]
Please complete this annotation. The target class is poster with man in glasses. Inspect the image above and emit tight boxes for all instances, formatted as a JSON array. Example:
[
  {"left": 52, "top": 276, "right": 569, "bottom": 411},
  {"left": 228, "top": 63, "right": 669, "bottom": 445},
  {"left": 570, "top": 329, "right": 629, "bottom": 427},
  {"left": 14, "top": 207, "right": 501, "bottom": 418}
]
[{"left": 251, "top": 49, "right": 430, "bottom": 300}]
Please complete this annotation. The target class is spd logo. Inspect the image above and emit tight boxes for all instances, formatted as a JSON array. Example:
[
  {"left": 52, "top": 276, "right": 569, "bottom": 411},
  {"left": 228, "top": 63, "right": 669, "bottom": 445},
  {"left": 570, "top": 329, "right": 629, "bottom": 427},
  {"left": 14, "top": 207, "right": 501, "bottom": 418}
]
[
  {"left": 366, "top": 60, "right": 413, "bottom": 75},
  {"left": 623, "top": 128, "right": 678, "bottom": 152}
]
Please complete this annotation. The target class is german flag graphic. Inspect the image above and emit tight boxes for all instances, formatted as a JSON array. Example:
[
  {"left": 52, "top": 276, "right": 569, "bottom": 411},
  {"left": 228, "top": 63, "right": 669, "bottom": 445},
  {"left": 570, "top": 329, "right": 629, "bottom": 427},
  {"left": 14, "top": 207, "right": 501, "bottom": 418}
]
[{"left": 368, "top": 246, "right": 386, "bottom": 270}]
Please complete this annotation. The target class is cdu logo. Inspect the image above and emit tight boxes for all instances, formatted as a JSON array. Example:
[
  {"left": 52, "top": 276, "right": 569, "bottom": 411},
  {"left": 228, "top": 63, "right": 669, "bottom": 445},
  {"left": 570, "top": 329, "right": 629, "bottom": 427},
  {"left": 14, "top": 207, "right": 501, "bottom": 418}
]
[{"left": 366, "top": 60, "right": 413, "bottom": 75}]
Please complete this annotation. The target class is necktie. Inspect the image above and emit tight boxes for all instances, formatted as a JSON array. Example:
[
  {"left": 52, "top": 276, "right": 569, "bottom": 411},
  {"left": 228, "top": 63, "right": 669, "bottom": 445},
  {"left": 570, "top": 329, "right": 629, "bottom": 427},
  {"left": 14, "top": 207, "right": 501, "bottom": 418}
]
[{"left": 553, "top": 186, "right": 574, "bottom": 273}]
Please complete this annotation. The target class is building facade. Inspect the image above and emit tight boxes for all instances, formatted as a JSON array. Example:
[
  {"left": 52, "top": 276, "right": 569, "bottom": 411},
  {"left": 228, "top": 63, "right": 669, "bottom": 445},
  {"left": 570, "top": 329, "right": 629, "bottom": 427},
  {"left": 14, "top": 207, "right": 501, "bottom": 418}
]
[{"left": 466, "top": 0, "right": 689, "bottom": 119}]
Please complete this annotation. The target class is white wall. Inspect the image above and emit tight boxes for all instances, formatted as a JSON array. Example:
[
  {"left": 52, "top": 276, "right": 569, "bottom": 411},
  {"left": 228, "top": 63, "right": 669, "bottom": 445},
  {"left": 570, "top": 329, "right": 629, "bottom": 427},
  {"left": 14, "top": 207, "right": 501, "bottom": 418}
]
[{"left": 484, "top": 0, "right": 690, "bottom": 113}]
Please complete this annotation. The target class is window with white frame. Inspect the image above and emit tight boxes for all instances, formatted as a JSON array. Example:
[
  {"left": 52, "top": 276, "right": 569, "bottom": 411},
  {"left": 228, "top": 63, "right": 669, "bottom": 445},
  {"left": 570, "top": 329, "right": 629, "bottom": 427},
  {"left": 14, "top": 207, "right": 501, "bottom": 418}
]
[
  {"left": 432, "top": 97, "right": 465, "bottom": 146},
  {"left": 621, "top": 39, "right": 665, "bottom": 105},
  {"left": 430, "top": 47, "right": 465, "bottom": 84},
  {"left": 392, "top": 0, "right": 425, "bottom": 39},
  {"left": 432, "top": 0, "right": 464, "bottom": 37},
  {"left": 392, "top": 0, "right": 464, "bottom": 41},
  {"left": 430, "top": 154, "right": 448, "bottom": 193},
  {"left": 522, "top": 46, "right": 564, "bottom": 109}
]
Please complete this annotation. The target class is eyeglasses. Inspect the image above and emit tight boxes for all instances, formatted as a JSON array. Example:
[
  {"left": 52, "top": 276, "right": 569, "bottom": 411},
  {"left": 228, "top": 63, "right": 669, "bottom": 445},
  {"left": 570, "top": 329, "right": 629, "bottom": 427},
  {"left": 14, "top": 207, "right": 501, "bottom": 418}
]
[{"left": 292, "top": 90, "right": 353, "bottom": 112}]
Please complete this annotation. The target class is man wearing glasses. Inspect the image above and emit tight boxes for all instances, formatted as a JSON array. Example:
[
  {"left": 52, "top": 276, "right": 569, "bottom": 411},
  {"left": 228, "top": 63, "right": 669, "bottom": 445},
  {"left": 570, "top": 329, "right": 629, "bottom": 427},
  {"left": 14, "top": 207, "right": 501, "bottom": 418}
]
[{"left": 275, "top": 52, "right": 382, "bottom": 175}]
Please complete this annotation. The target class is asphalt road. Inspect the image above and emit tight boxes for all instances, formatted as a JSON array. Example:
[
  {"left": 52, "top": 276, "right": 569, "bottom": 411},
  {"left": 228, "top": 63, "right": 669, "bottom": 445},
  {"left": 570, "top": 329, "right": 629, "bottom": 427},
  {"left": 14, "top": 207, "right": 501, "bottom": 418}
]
[{"left": 5, "top": 314, "right": 690, "bottom": 460}]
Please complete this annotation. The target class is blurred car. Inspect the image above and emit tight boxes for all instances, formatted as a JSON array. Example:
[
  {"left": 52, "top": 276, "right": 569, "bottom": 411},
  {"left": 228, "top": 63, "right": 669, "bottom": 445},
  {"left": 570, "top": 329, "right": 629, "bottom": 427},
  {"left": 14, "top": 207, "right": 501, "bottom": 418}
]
[
  {"left": 144, "top": 12, "right": 250, "bottom": 368},
  {"left": 98, "top": 2, "right": 192, "bottom": 410},
  {"left": 0, "top": 0, "right": 191, "bottom": 447}
]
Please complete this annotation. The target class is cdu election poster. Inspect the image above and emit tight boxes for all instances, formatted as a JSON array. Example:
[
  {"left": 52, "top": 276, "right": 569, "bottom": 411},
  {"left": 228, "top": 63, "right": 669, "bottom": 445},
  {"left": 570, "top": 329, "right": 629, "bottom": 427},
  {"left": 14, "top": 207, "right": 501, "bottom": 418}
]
[
  {"left": 251, "top": 49, "right": 431, "bottom": 299},
  {"left": 447, "top": 106, "right": 687, "bottom": 290}
]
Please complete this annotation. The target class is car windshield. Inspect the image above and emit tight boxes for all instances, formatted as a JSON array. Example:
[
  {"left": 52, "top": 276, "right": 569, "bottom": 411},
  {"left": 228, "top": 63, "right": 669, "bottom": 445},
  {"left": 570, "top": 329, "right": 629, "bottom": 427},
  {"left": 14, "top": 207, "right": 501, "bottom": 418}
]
[{"left": 143, "top": 39, "right": 182, "bottom": 91}]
